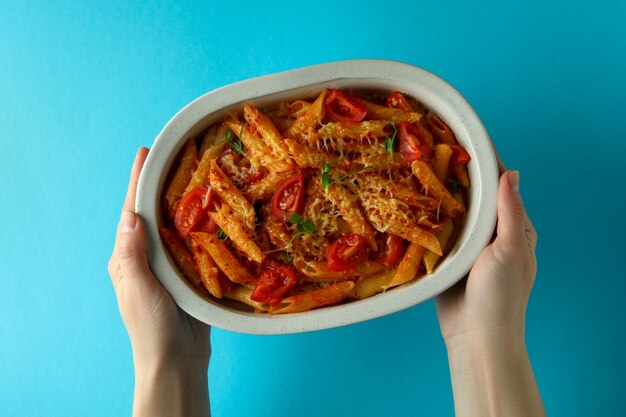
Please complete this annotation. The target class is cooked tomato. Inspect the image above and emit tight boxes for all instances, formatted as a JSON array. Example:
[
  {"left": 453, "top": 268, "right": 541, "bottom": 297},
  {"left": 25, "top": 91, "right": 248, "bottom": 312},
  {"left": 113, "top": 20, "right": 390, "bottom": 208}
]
[
  {"left": 386, "top": 91, "right": 413, "bottom": 112},
  {"left": 397, "top": 121, "right": 434, "bottom": 163},
  {"left": 324, "top": 90, "right": 367, "bottom": 124},
  {"left": 271, "top": 173, "right": 305, "bottom": 221},
  {"left": 250, "top": 261, "right": 298, "bottom": 306},
  {"left": 174, "top": 187, "right": 211, "bottom": 238},
  {"left": 218, "top": 273, "right": 234, "bottom": 293},
  {"left": 379, "top": 234, "right": 406, "bottom": 267},
  {"left": 327, "top": 234, "right": 370, "bottom": 272},
  {"left": 450, "top": 145, "right": 471, "bottom": 165},
  {"left": 196, "top": 215, "right": 218, "bottom": 234},
  {"left": 244, "top": 169, "right": 265, "bottom": 185}
]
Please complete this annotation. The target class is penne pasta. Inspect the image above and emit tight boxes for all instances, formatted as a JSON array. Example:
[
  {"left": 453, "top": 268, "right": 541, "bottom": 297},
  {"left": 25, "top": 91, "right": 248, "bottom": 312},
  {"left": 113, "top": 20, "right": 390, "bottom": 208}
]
[
  {"left": 284, "top": 139, "right": 340, "bottom": 167},
  {"left": 198, "top": 125, "right": 218, "bottom": 159},
  {"left": 243, "top": 171, "right": 290, "bottom": 203},
  {"left": 386, "top": 242, "right": 426, "bottom": 289},
  {"left": 243, "top": 103, "right": 293, "bottom": 165},
  {"left": 223, "top": 119, "right": 292, "bottom": 172},
  {"left": 159, "top": 227, "right": 202, "bottom": 288},
  {"left": 223, "top": 286, "right": 269, "bottom": 312},
  {"left": 185, "top": 141, "right": 224, "bottom": 194},
  {"left": 191, "top": 239, "right": 222, "bottom": 298},
  {"left": 208, "top": 160, "right": 256, "bottom": 230},
  {"left": 164, "top": 139, "right": 197, "bottom": 219},
  {"left": 425, "top": 112, "right": 456, "bottom": 145},
  {"left": 277, "top": 100, "right": 312, "bottom": 118},
  {"left": 424, "top": 217, "right": 455, "bottom": 274},
  {"left": 454, "top": 164, "right": 471, "bottom": 188},
  {"left": 208, "top": 202, "right": 265, "bottom": 263},
  {"left": 293, "top": 258, "right": 386, "bottom": 282},
  {"left": 318, "top": 120, "right": 389, "bottom": 141},
  {"left": 433, "top": 144, "right": 453, "bottom": 183},
  {"left": 190, "top": 232, "right": 256, "bottom": 286},
  {"left": 351, "top": 154, "right": 406, "bottom": 171},
  {"left": 350, "top": 268, "right": 397, "bottom": 299},
  {"left": 325, "top": 183, "right": 377, "bottom": 250},
  {"left": 412, "top": 160, "right": 466, "bottom": 218},
  {"left": 286, "top": 89, "right": 327, "bottom": 144},
  {"left": 362, "top": 99, "right": 422, "bottom": 123},
  {"left": 386, "top": 223, "right": 442, "bottom": 256},
  {"left": 161, "top": 89, "right": 471, "bottom": 313},
  {"left": 268, "top": 281, "right": 355, "bottom": 314},
  {"left": 358, "top": 174, "right": 439, "bottom": 211}
]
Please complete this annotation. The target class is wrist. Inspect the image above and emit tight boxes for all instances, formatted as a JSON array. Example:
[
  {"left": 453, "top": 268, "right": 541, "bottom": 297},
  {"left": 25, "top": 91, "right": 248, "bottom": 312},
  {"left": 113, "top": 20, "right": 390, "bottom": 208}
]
[
  {"left": 133, "top": 357, "right": 210, "bottom": 417},
  {"left": 443, "top": 323, "right": 525, "bottom": 356},
  {"left": 134, "top": 350, "right": 210, "bottom": 380},
  {"left": 131, "top": 337, "right": 211, "bottom": 374},
  {"left": 444, "top": 328, "right": 545, "bottom": 417}
]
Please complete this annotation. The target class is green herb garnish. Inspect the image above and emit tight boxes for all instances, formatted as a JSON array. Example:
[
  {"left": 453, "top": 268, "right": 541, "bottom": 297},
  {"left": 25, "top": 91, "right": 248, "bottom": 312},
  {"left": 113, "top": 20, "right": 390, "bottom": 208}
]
[
  {"left": 225, "top": 128, "right": 245, "bottom": 156},
  {"left": 320, "top": 163, "right": 376, "bottom": 191},
  {"left": 449, "top": 179, "right": 461, "bottom": 193},
  {"left": 289, "top": 212, "right": 303, "bottom": 224},
  {"left": 217, "top": 229, "right": 228, "bottom": 240},
  {"left": 297, "top": 219, "right": 316, "bottom": 234},
  {"left": 284, "top": 212, "right": 317, "bottom": 258},
  {"left": 321, "top": 163, "right": 333, "bottom": 191},
  {"left": 385, "top": 122, "right": 397, "bottom": 154}
]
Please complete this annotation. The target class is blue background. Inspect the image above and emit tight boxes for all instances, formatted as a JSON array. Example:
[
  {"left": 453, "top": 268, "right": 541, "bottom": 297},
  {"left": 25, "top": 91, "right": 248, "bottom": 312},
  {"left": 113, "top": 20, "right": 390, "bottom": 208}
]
[{"left": 1, "top": 1, "right": 625, "bottom": 416}]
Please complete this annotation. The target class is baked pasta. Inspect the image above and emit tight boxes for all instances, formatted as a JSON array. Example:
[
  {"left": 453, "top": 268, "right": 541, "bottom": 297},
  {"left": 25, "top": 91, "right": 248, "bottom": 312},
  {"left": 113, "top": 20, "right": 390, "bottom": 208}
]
[{"left": 160, "top": 89, "right": 471, "bottom": 314}]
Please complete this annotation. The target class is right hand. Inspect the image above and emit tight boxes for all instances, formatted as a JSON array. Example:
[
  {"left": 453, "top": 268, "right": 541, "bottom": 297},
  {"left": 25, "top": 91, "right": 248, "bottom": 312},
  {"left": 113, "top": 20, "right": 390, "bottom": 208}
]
[{"left": 436, "top": 169, "right": 538, "bottom": 346}]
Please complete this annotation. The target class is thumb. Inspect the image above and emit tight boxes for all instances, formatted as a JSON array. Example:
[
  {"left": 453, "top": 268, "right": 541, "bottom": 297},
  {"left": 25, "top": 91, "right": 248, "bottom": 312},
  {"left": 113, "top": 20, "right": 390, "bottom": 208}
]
[
  {"left": 115, "top": 211, "right": 154, "bottom": 286},
  {"left": 495, "top": 170, "right": 528, "bottom": 250}
]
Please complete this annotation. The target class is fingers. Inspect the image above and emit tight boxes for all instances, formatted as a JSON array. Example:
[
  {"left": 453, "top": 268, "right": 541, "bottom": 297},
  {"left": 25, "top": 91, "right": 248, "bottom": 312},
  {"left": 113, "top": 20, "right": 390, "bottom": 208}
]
[
  {"left": 109, "top": 147, "right": 152, "bottom": 292},
  {"left": 495, "top": 171, "right": 535, "bottom": 251},
  {"left": 123, "top": 147, "right": 150, "bottom": 212},
  {"left": 115, "top": 211, "right": 154, "bottom": 288},
  {"left": 496, "top": 170, "right": 523, "bottom": 243}
]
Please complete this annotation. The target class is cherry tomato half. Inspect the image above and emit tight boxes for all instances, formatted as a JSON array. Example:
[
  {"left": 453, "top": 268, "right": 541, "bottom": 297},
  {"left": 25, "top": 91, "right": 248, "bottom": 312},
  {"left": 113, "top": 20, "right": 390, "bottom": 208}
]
[
  {"left": 450, "top": 145, "right": 471, "bottom": 165},
  {"left": 218, "top": 273, "right": 234, "bottom": 293},
  {"left": 379, "top": 234, "right": 407, "bottom": 267},
  {"left": 327, "top": 234, "right": 370, "bottom": 272},
  {"left": 250, "top": 261, "right": 298, "bottom": 306},
  {"left": 324, "top": 90, "right": 367, "bottom": 124},
  {"left": 271, "top": 173, "right": 305, "bottom": 221},
  {"left": 243, "top": 169, "right": 265, "bottom": 185},
  {"left": 196, "top": 215, "right": 219, "bottom": 234},
  {"left": 386, "top": 91, "right": 413, "bottom": 112},
  {"left": 397, "top": 121, "right": 434, "bottom": 164},
  {"left": 174, "top": 187, "right": 211, "bottom": 238}
]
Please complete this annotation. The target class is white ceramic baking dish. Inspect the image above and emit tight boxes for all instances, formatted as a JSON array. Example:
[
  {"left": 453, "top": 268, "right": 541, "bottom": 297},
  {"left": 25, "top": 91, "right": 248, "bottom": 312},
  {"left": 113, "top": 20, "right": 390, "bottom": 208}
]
[{"left": 136, "top": 59, "right": 498, "bottom": 334}]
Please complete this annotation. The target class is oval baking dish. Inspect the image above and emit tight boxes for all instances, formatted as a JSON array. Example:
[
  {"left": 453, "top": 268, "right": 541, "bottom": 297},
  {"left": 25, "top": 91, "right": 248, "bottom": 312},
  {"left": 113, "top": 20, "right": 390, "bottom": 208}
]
[{"left": 136, "top": 59, "right": 498, "bottom": 334}]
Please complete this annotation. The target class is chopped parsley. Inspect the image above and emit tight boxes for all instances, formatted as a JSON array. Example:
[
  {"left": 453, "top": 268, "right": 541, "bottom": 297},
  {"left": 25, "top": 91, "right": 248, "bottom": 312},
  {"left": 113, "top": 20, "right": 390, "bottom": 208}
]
[
  {"left": 449, "top": 179, "right": 461, "bottom": 193},
  {"left": 320, "top": 163, "right": 376, "bottom": 191},
  {"left": 225, "top": 128, "right": 245, "bottom": 156},
  {"left": 385, "top": 122, "right": 397, "bottom": 154},
  {"left": 321, "top": 163, "right": 333, "bottom": 191},
  {"left": 284, "top": 212, "right": 317, "bottom": 260},
  {"left": 217, "top": 229, "right": 228, "bottom": 240}
]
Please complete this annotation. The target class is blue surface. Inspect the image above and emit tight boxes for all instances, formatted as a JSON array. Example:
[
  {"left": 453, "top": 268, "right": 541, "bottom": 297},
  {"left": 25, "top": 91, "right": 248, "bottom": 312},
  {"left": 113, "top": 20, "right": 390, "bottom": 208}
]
[{"left": 1, "top": 1, "right": 625, "bottom": 416}]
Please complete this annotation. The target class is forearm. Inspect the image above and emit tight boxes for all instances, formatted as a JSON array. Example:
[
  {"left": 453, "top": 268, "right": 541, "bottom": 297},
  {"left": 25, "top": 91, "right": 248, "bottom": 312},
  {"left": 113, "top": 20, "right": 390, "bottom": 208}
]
[
  {"left": 133, "top": 357, "right": 210, "bottom": 417},
  {"left": 446, "top": 331, "right": 545, "bottom": 417}
]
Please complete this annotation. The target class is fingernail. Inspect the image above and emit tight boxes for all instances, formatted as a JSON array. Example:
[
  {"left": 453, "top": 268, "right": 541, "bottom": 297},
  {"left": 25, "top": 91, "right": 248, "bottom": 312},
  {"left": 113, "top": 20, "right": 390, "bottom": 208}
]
[
  {"left": 120, "top": 211, "right": 137, "bottom": 233},
  {"left": 509, "top": 170, "right": 520, "bottom": 192}
]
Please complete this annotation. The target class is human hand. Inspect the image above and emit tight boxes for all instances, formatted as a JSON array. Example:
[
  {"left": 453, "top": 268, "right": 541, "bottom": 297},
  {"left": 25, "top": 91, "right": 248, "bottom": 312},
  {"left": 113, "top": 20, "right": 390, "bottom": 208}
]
[
  {"left": 108, "top": 147, "right": 211, "bottom": 369},
  {"left": 437, "top": 167, "right": 544, "bottom": 416},
  {"left": 436, "top": 168, "right": 538, "bottom": 348}
]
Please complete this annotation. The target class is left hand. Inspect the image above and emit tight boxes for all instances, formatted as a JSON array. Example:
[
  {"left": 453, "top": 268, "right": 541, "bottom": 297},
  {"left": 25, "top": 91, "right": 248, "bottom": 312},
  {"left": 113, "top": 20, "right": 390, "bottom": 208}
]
[{"left": 108, "top": 147, "right": 211, "bottom": 369}]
